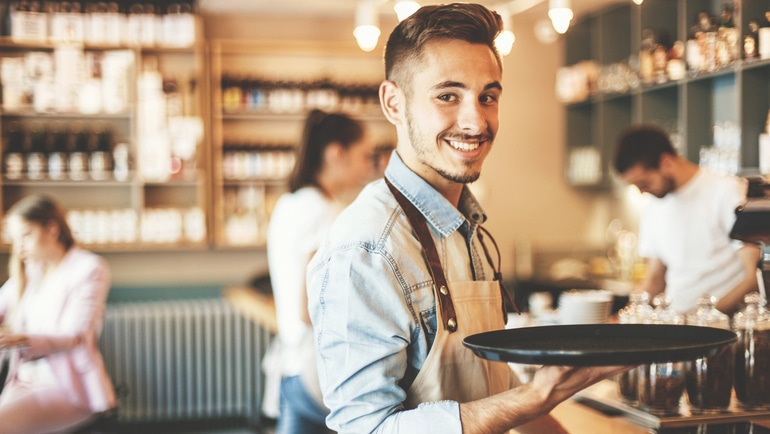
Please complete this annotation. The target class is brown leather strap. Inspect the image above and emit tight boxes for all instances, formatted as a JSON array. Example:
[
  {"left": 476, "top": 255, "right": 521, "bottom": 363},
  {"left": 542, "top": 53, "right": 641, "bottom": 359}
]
[
  {"left": 478, "top": 226, "right": 520, "bottom": 320},
  {"left": 385, "top": 177, "right": 459, "bottom": 333}
]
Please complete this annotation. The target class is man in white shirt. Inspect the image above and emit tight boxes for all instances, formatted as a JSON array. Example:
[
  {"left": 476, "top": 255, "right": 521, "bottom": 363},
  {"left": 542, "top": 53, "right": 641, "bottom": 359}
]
[{"left": 613, "top": 124, "right": 761, "bottom": 314}]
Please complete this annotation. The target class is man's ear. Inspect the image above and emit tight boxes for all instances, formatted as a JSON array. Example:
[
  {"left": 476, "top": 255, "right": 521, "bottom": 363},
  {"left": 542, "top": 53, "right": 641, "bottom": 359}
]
[
  {"left": 380, "top": 80, "right": 404, "bottom": 125},
  {"left": 659, "top": 152, "right": 675, "bottom": 171}
]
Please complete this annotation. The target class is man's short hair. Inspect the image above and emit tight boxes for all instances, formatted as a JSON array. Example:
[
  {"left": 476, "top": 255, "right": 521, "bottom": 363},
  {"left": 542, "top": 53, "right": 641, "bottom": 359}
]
[
  {"left": 384, "top": 3, "right": 503, "bottom": 90},
  {"left": 613, "top": 124, "right": 676, "bottom": 174}
]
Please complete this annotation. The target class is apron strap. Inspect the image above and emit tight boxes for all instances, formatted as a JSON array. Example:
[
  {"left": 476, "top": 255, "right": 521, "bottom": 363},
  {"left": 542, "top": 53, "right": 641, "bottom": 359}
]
[
  {"left": 478, "top": 226, "right": 520, "bottom": 320},
  {"left": 385, "top": 177, "right": 459, "bottom": 333}
]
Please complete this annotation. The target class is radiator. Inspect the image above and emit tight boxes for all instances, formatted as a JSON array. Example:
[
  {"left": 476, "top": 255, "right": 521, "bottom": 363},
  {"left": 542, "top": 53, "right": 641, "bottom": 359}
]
[{"left": 98, "top": 299, "right": 272, "bottom": 423}]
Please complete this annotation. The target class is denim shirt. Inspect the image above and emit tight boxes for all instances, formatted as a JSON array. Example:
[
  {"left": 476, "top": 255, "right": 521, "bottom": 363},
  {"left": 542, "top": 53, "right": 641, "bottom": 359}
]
[{"left": 307, "top": 151, "right": 495, "bottom": 434}]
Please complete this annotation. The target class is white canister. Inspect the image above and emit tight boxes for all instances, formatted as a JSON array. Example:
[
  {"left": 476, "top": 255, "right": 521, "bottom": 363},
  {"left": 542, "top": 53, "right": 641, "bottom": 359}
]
[{"left": 759, "top": 28, "right": 770, "bottom": 60}]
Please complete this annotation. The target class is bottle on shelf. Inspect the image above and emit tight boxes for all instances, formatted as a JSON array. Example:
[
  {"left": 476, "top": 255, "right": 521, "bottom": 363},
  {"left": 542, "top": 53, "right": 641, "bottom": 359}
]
[
  {"left": 67, "top": 121, "right": 90, "bottom": 180},
  {"left": 245, "top": 78, "right": 266, "bottom": 112},
  {"left": 222, "top": 75, "right": 243, "bottom": 113},
  {"left": 89, "top": 121, "right": 113, "bottom": 180},
  {"left": 10, "top": 0, "right": 47, "bottom": 42},
  {"left": 112, "top": 140, "right": 130, "bottom": 181},
  {"left": 142, "top": 2, "right": 161, "bottom": 46},
  {"left": 25, "top": 120, "right": 47, "bottom": 180},
  {"left": 4, "top": 121, "right": 25, "bottom": 180},
  {"left": 126, "top": 2, "right": 159, "bottom": 47},
  {"left": 85, "top": 1, "right": 107, "bottom": 45},
  {"left": 163, "top": 75, "right": 183, "bottom": 117},
  {"left": 126, "top": 2, "right": 144, "bottom": 45},
  {"left": 162, "top": 1, "right": 195, "bottom": 47},
  {"left": 51, "top": 0, "right": 85, "bottom": 43},
  {"left": 46, "top": 121, "right": 69, "bottom": 181},
  {"left": 103, "top": 1, "right": 125, "bottom": 45},
  {"left": 744, "top": 19, "right": 760, "bottom": 60}
]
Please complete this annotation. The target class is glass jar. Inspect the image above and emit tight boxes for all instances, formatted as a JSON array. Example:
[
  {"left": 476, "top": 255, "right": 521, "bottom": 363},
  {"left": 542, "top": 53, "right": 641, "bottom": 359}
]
[
  {"left": 685, "top": 294, "right": 734, "bottom": 414},
  {"left": 616, "top": 290, "right": 654, "bottom": 405},
  {"left": 733, "top": 292, "right": 770, "bottom": 410},
  {"left": 638, "top": 294, "right": 687, "bottom": 415}
]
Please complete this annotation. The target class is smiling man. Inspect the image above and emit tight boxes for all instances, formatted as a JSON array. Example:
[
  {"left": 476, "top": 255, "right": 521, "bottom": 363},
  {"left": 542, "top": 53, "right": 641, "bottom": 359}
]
[{"left": 307, "top": 4, "right": 627, "bottom": 434}]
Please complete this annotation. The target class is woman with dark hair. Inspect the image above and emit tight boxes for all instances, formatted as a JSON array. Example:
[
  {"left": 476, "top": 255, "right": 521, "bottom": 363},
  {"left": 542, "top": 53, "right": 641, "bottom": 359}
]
[
  {"left": 266, "top": 109, "right": 379, "bottom": 434},
  {"left": 0, "top": 195, "right": 115, "bottom": 434}
]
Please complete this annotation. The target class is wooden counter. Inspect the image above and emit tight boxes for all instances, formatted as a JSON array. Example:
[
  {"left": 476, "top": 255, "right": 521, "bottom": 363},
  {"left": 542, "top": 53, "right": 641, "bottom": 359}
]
[
  {"left": 552, "top": 399, "right": 650, "bottom": 434},
  {"left": 223, "top": 286, "right": 278, "bottom": 334}
]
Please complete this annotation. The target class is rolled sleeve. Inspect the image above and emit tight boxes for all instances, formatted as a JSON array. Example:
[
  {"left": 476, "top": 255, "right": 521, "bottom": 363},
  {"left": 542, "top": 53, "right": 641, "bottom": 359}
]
[{"left": 309, "top": 242, "right": 463, "bottom": 434}]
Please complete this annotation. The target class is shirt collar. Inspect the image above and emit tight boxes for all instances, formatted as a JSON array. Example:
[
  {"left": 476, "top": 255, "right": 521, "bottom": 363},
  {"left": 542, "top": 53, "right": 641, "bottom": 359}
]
[{"left": 384, "top": 151, "right": 487, "bottom": 237}]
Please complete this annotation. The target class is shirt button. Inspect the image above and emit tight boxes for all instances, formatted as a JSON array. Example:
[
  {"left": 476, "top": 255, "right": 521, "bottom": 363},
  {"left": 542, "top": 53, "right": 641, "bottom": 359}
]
[
  {"left": 447, "top": 318, "right": 457, "bottom": 332},
  {"left": 439, "top": 285, "right": 448, "bottom": 295}
]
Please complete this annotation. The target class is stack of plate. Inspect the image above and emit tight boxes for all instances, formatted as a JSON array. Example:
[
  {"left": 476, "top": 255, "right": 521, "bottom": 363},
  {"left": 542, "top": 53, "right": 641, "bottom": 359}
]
[{"left": 558, "top": 289, "right": 614, "bottom": 325}]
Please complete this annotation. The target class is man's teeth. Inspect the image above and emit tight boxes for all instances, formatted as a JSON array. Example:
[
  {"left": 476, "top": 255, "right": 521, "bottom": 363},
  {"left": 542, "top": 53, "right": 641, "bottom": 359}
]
[{"left": 448, "top": 140, "right": 480, "bottom": 151}]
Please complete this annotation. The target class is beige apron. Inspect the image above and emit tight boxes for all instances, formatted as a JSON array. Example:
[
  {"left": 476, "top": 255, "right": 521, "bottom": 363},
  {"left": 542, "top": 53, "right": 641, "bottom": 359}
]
[{"left": 384, "top": 179, "right": 514, "bottom": 409}]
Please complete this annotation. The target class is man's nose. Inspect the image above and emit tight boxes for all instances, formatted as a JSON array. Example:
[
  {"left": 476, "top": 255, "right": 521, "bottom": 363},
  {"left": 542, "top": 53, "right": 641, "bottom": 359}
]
[{"left": 457, "top": 100, "right": 488, "bottom": 133}]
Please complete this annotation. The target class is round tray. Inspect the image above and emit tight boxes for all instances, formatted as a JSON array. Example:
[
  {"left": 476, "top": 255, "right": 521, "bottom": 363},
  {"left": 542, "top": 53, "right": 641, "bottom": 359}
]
[{"left": 463, "top": 324, "right": 738, "bottom": 366}]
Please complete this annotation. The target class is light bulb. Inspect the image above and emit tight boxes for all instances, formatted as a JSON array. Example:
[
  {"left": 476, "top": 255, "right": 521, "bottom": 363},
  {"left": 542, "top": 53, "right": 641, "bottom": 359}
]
[
  {"left": 394, "top": 0, "right": 420, "bottom": 21},
  {"left": 354, "top": 1, "right": 381, "bottom": 52},
  {"left": 494, "top": 6, "right": 514, "bottom": 56},
  {"left": 632, "top": 0, "right": 643, "bottom": 4},
  {"left": 496, "top": 30, "right": 515, "bottom": 56},
  {"left": 548, "top": 0, "right": 573, "bottom": 34},
  {"left": 354, "top": 25, "right": 381, "bottom": 52}
]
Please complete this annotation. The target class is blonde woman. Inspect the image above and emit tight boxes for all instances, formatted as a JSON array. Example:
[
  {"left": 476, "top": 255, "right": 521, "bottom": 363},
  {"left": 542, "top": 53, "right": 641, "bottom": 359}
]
[{"left": 0, "top": 195, "right": 115, "bottom": 434}]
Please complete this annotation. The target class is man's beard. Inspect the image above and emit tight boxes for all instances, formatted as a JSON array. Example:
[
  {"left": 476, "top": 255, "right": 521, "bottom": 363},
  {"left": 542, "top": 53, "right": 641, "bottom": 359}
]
[
  {"left": 405, "top": 109, "right": 488, "bottom": 184},
  {"left": 653, "top": 175, "right": 676, "bottom": 198}
]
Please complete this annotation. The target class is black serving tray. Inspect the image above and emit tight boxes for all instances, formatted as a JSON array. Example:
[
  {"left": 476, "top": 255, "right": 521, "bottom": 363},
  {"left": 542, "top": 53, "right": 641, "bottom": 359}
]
[{"left": 463, "top": 324, "right": 737, "bottom": 366}]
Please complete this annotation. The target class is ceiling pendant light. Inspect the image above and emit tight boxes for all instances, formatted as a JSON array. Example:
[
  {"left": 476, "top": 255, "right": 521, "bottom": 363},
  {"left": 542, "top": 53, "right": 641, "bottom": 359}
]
[
  {"left": 632, "top": 0, "right": 644, "bottom": 4},
  {"left": 354, "top": 1, "right": 381, "bottom": 52},
  {"left": 495, "top": 7, "right": 515, "bottom": 56},
  {"left": 393, "top": 0, "right": 420, "bottom": 22},
  {"left": 548, "top": 0, "right": 573, "bottom": 34}
]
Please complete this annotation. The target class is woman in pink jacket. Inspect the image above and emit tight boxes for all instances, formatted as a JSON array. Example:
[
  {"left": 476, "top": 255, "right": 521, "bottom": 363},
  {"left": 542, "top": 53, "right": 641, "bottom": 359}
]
[{"left": 0, "top": 195, "right": 116, "bottom": 434}]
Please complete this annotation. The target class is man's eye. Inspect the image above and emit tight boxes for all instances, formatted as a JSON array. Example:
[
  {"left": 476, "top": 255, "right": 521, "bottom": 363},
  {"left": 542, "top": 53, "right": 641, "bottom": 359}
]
[
  {"left": 438, "top": 94, "right": 457, "bottom": 102},
  {"left": 480, "top": 94, "right": 498, "bottom": 104}
]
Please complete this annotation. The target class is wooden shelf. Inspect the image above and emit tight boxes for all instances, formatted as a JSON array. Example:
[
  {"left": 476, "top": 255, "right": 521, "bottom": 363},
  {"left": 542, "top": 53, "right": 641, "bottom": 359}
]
[
  {"left": 0, "top": 18, "right": 211, "bottom": 251},
  {"left": 563, "top": 0, "right": 770, "bottom": 188},
  {"left": 208, "top": 38, "right": 395, "bottom": 248}
]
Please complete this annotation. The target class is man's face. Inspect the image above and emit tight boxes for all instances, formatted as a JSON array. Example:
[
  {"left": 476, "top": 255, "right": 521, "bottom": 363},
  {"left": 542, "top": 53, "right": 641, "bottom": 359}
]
[
  {"left": 398, "top": 39, "right": 502, "bottom": 186},
  {"left": 621, "top": 163, "right": 675, "bottom": 198}
]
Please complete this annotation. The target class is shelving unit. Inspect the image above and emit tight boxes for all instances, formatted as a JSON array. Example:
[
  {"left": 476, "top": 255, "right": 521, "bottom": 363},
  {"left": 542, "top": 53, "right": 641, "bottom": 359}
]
[
  {"left": 208, "top": 39, "right": 394, "bottom": 249},
  {"left": 562, "top": 0, "right": 770, "bottom": 188},
  {"left": 0, "top": 15, "right": 210, "bottom": 251}
]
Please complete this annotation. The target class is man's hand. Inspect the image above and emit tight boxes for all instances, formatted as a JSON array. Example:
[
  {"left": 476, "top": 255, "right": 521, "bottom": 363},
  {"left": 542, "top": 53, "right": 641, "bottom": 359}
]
[
  {"left": 459, "top": 365, "right": 633, "bottom": 434},
  {"left": 531, "top": 365, "right": 634, "bottom": 406}
]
